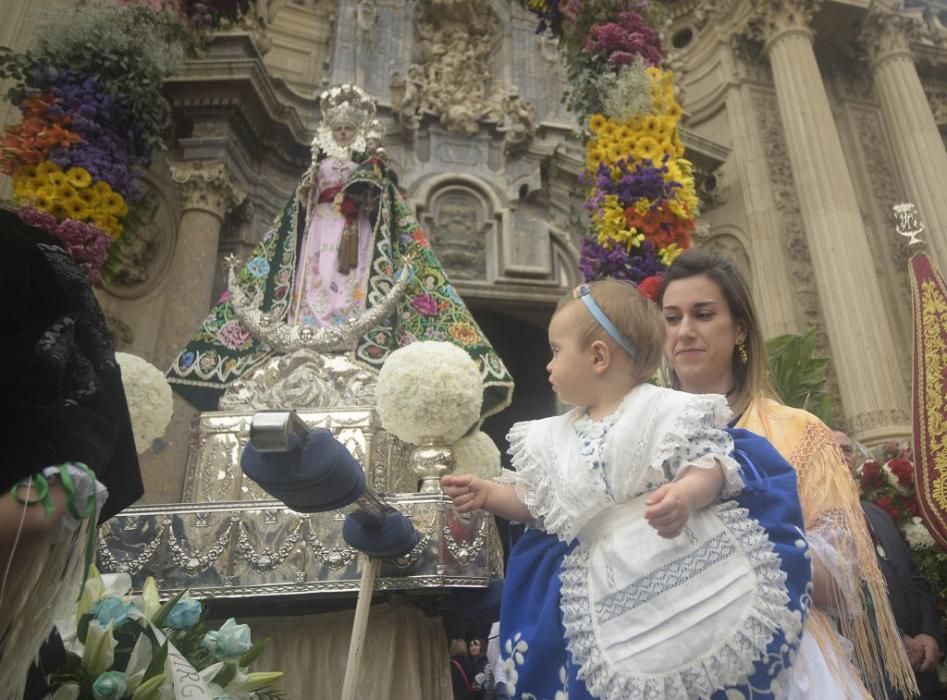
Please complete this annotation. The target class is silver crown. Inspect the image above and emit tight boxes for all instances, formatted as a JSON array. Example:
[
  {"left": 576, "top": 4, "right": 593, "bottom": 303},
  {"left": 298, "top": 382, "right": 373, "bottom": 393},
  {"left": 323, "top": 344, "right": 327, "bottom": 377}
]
[{"left": 320, "top": 84, "right": 376, "bottom": 130}]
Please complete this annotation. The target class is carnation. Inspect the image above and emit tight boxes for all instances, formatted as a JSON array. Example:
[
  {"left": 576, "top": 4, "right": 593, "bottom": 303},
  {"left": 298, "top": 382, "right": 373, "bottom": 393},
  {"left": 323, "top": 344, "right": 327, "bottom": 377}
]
[
  {"left": 116, "top": 352, "right": 173, "bottom": 454},
  {"left": 902, "top": 516, "right": 937, "bottom": 549},
  {"left": 451, "top": 431, "right": 501, "bottom": 480},
  {"left": 375, "top": 341, "right": 483, "bottom": 445}
]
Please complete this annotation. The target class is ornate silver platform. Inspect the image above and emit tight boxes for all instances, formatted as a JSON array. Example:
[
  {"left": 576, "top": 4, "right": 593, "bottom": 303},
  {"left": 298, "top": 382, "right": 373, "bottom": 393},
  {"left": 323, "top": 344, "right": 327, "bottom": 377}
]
[{"left": 97, "top": 407, "right": 503, "bottom": 598}]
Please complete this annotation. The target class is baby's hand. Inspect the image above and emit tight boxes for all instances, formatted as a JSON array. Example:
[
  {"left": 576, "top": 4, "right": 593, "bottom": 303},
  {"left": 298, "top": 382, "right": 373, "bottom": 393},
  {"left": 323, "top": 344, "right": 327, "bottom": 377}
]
[
  {"left": 440, "top": 474, "right": 490, "bottom": 513},
  {"left": 644, "top": 482, "right": 693, "bottom": 539}
]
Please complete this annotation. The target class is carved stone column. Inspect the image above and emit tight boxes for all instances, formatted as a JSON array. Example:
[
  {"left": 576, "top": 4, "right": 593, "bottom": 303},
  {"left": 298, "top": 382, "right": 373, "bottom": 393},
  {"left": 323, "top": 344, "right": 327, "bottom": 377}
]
[
  {"left": 154, "top": 161, "right": 246, "bottom": 369},
  {"left": 861, "top": 8, "right": 947, "bottom": 272},
  {"left": 141, "top": 162, "right": 245, "bottom": 505},
  {"left": 725, "top": 41, "right": 801, "bottom": 337},
  {"left": 752, "top": 0, "right": 910, "bottom": 442}
]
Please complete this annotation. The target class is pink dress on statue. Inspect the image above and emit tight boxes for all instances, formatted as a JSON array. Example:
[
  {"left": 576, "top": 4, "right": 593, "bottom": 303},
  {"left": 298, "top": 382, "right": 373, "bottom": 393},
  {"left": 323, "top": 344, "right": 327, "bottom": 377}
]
[{"left": 289, "top": 156, "right": 376, "bottom": 328}]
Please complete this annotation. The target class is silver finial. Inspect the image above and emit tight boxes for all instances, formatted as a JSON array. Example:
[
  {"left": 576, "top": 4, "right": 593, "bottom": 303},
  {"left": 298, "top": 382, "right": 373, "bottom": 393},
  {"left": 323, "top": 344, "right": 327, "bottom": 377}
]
[{"left": 893, "top": 202, "right": 925, "bottom": 246}]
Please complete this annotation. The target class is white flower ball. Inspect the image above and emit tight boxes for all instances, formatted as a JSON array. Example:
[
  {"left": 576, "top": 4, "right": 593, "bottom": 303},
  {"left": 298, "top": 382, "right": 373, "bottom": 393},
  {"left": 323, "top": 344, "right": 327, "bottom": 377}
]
[
  {"left": 375, "top": 341, "right": 483, "bottom": 445},
  {"left": 452, "top": 430, "right": 501, "bottom": 480},
  {"left": 901, "top": 516, "right": 937, "bottom": 549},
  {"left": 116, "top": 352, "right": 173, "bottom": 455}
]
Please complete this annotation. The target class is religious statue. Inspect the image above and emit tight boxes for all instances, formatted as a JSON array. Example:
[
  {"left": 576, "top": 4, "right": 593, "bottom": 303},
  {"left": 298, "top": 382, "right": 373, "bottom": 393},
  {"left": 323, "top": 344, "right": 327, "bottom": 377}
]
[{"left": 167, "top": 85, "right": 513, "bottom": 417}]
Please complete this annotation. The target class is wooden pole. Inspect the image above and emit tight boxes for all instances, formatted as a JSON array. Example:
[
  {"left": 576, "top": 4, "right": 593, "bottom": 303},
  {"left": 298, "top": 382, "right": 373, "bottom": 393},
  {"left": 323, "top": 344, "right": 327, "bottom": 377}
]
[{"left": 340, "top": 554, "right": 382, "bottom": 700}]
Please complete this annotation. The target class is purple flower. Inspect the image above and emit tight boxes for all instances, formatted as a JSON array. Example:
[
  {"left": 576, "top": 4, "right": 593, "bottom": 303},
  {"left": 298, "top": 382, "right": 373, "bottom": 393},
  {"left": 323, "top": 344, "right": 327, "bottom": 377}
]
[
  {"left": 411, "top": 293, "right": 439, "bottom": 317},
  {"left": 579, "top": 237, "right": 665, "bottom": 285}
]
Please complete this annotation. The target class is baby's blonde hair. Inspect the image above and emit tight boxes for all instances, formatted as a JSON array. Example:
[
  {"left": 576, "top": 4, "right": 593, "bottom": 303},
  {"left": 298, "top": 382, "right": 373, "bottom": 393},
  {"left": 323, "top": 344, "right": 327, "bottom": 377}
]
[{"left": 556, "top": 279, "right": 665, "bottom": 384}]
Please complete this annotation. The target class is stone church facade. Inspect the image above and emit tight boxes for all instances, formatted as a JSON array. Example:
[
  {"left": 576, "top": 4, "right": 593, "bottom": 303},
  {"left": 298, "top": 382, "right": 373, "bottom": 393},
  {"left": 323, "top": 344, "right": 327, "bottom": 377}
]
[{"left": 3, "top": 0, "right": 947, "bottom": 502}]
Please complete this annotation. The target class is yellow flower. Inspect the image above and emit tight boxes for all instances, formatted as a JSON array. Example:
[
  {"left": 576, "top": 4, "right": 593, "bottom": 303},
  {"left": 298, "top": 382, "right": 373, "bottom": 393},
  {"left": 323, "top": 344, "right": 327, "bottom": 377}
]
[
  {"left": 599, "top": 121, "right": 619, "bottom": 140},
  {"left": 92, "top": 212, "right": 111, "bottom": 230},
  {"left": 619, "top": 137, "right": 637, "bottom": 155},
  {"left": 586, "top": 149, "right": 605, "bottom": 169},
  {"left": 20, "top": 165, "right": 37, "bottom": 178},
  {"left": 104, "top": 191, "right": 128, "bottom": 217},
  {"left": 65, "top": 167, "right": 92, "bottom": 189},
  {"left": 588, "top": 114, "right": 607, "bottom": 132},
  {"left": 65, "top": 198, "right": 91, "bottom": 221},
  {"left": 665, "top": 161, "right": 683, "bottom": 184},
  {"left": 77, "top": 187, "right": 99, "bottom": 206},
  {"left": 634, "top": 137, "right": 662, "bottom": 163},
  {"left": 32, "top": 192, "right": 52, "bottom": 210},
  {"left": 54, "top": 182, "right": 76, "bottom": 201},
  {"left": 606, "top": 142, "right": 627, "bottom": 164},
  {"left": 659, "top": 244, "right": 684, "bottom": 266},
  {"left": 48, "top": 171, "right": 67, "bottom": 187},
  {"left": 666, "top": 102, "right": 683, "bottom": 122},
  {"left": 36, "top": 160, "right": 60, "bottom": 176},
  {"left": 49, "top": 202, "right": 69, "bottom": 220},
  {"left": 93, "top": 180, "right": 113, "bottom": 196}
]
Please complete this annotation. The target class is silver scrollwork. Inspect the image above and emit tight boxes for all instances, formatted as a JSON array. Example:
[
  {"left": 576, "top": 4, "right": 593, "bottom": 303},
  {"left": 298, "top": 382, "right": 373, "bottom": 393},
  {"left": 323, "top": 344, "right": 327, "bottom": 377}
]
[
  {"left": 226, "top": 256, "right": 412, "bottom": 353},
  {"left": 167, "top": 518, "right": 234, "bottom": 576},
  {"left": 96, "top": 524, "right": 165, "bottom": 575},
  {"left": 894, "top": 202, "right": 925, "bottom": 246},
  {"left": 443, "top": 516, "right": 487, "bottom": 567},
  {"left": 235, "top": 518, "right": 305, "bottom": 572},
  {"left": 305, "top": 519, "right": 359, "bottom": 570}
]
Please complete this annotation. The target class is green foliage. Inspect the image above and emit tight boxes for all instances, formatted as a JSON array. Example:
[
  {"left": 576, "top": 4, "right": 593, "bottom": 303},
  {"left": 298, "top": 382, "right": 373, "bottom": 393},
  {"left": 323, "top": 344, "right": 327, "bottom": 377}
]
[{"left": 766, "top": 327, "right": 834, "bottom": 424}]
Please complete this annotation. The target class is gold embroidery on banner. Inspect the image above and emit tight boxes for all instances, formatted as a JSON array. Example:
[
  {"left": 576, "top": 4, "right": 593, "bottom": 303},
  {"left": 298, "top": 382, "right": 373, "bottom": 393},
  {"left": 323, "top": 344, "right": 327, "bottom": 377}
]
[{"left": 918, "top": 279, "right": 947, "bottom": 514}]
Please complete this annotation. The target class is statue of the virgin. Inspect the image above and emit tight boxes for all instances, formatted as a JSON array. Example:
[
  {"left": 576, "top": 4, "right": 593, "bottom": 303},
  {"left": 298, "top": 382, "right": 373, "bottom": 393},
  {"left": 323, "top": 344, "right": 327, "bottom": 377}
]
[{"left": 166, "top": 85, "right": 513, "bottom": 417}]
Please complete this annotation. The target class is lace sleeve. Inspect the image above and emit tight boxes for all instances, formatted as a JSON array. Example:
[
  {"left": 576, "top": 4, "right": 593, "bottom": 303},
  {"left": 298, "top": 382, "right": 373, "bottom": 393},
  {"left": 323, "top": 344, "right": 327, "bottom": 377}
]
[
  {"left": 804, "top": 511, "right": 860, "bottom": 609},
  {"left": 655, "top": 394, "right": 743, "bottom": 497}
]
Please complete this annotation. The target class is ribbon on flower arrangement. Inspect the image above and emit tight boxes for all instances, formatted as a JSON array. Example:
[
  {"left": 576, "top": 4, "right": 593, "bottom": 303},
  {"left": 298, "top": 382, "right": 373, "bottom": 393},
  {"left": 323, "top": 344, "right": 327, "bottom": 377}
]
[{"left": 901, "top": 203, "right": 947, "bottom": 550}]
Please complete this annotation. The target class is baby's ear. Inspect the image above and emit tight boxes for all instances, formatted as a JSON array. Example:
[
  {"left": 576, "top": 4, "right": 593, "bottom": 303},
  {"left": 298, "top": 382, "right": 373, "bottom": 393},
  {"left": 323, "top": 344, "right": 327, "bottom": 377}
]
[{"left": 590, "top": 339, "right": 611, "bottom": 372}]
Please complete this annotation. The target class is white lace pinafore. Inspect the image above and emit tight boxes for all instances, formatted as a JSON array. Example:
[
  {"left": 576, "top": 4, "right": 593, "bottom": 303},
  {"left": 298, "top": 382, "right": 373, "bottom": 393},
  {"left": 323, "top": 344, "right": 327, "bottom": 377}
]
[{"left": 502, "top": 383, "right": 803, "bottom": 700}]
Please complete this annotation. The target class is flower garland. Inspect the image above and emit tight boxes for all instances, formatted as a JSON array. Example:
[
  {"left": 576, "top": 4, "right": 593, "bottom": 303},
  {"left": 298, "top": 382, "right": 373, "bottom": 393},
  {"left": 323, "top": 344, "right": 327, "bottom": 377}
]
[
  {"left": 0, "top": 1, "right": 252, "bottom": 285},
  {"left": 48, "top": 567, "right": 284, "bottom": 699},
  {"left": 523, "top": 0, "right": 695, "bottom": 289},
  {"left": 858, "top": 441, "right": 947, "bottom": 670}
]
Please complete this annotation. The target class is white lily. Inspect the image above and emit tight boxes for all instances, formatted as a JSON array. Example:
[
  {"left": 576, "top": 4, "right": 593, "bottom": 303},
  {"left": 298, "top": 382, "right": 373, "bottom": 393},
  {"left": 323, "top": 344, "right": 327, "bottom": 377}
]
[
  {"left": 124, "top": 632, "right": 155, "bottom": 692},
  {"left": 137, "top": 577, "right": 161, "bottom": 620},
  {"left": 82, "top": 621, "right": 117, "bottom": 677},
  {"left": 241, "top": 671, "right": 284, "bottom": 691}
]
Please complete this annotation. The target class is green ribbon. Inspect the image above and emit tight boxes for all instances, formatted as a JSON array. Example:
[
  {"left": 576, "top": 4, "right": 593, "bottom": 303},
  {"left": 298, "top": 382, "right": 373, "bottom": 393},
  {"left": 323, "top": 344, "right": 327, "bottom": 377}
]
[{"left": 10, "top": 462, "right": 100, "bottom": 598}]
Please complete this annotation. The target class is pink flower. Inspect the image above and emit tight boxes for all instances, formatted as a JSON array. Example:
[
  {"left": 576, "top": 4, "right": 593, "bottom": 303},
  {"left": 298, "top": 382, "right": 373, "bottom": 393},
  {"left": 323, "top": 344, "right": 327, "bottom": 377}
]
[
  {"left": 411, "top": 293, "right": 439, "bottom": 316},
  {"left": 216, "top": 320, "right": 252, "bottom": 350}
]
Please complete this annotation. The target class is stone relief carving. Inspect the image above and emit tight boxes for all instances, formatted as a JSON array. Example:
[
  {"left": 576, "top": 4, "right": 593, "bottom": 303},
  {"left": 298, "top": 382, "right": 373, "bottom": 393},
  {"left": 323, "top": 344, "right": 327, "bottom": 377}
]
[
  {"left": 389, "top": 0, "right": 537, "bottom": 143},
  {"left": 500, "top": 87, "right": 538, "bottom": 153},
  {"left": 850, "top": 108, "right": 913, "bottom": 382},
  {"left": 923, "top": 81, "right": 947, "bottom": 134},
  {"left": 419, "top": 187, "right": 489, "bottom": 279},
  {"left": 101, "top": 182, "right": 177, "bottom": 298},
  {"left": 753, "top": 88, "right": 845, "bottom": 422},
  {"left": 692, "top": 227, "right": 752, "bottom": 288},
  {"left": 859, "top": 5, "right": 923, "bottom": 64},
  {"left": 746, "top": 0, "right": 821, "bottom": 45},
  {"left": 170, "top": 161, "right": 248, "bottom": 220},
  {"left": 728, "top": 33, "right": 770, "bottom": 85},
  {"left": 105, "top": 314, "right": 134, "bottom": 351}
]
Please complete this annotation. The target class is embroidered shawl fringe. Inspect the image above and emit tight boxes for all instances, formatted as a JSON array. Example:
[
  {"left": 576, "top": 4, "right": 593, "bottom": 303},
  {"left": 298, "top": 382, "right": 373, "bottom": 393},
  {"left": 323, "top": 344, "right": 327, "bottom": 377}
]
[
  {"left": 558, "top": 501, "right": 800, "bottom": 700},
  {"left": 742, "top": 399, "right": 918, "bottom": 699},
  {"left": 0, "top": 519, "right": 91, "bottom": 700}
]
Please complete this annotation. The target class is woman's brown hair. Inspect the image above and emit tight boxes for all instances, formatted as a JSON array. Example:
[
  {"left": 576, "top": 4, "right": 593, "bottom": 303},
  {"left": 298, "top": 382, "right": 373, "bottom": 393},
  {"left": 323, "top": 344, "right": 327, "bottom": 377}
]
[{"left": 656, "top": 249, "right": 776, "bottom": 417}]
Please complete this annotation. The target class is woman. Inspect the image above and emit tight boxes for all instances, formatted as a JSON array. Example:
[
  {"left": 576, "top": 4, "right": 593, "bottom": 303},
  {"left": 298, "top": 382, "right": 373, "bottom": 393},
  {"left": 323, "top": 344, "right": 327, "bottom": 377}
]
[
  {"left": 450, "top": 638, "right": 476, "bottom": 700},
  {"left": 167, "top": 84, "right": 512, "bottom": 418},
  {"left": 468, "top": 636, "right": 491, "bottom": 699},
  {"left": 658, "top": 248, "right": 917, "bottom": 698}
]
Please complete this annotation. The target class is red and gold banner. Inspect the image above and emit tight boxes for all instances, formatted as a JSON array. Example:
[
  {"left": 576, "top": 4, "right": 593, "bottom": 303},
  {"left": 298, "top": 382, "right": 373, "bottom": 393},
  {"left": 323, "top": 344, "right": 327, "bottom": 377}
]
[{"left": 910, "top": 251, "right": 947, "bottom": 550}]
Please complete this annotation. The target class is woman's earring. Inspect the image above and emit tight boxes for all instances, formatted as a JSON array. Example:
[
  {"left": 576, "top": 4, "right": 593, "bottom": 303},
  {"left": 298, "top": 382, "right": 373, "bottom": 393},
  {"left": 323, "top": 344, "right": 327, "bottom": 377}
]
[{"left": 738, "top": 342, "right": 749, "bottom": 365}]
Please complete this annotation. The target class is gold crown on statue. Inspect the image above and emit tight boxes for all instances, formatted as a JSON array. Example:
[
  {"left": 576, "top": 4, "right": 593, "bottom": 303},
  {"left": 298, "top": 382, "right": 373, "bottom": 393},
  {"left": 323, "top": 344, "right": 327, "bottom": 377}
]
[{"left": 319, "top": 84, "right": 376, "bottom": 130}]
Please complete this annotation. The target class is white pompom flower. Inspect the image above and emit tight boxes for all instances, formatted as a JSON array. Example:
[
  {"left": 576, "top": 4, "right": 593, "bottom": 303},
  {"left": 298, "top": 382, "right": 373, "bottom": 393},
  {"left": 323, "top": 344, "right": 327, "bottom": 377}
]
[
  {"left": 116, "top": 352, "right": 173, "bottom": 455},
  {"left": 451, "top": 430, "right": 501, "bottom": 480},
  {"left": 375, "top": 341, "right": 483, "bottom": 445}
]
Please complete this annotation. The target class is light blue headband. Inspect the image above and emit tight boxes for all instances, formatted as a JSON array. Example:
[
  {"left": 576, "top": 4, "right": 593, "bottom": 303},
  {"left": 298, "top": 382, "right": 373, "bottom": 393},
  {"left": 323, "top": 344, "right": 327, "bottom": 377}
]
[{"left": 574, "top": 285, "right": 638, "bottom": 360}]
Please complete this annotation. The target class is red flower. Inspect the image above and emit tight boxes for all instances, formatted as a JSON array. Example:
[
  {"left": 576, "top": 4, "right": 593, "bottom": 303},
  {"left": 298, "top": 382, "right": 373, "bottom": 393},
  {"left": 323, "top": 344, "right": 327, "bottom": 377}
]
[
  {"left": 340, "top": 196, "right": 360, "bottom": 218},
  {"left": 887, "top": 458, "right": 914, "bottom": 487},
  {"left": 412, "top": 229, "right": 431, "bottom": 248},
  {"left": 860, "top": 460, "right": 884, "bottom": 492},
  {"left": 875, "top": 495, "right": 899, "bottom": 521},
  {"left": 638, "top": 275, "right": 662, "bottom": 302}
]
